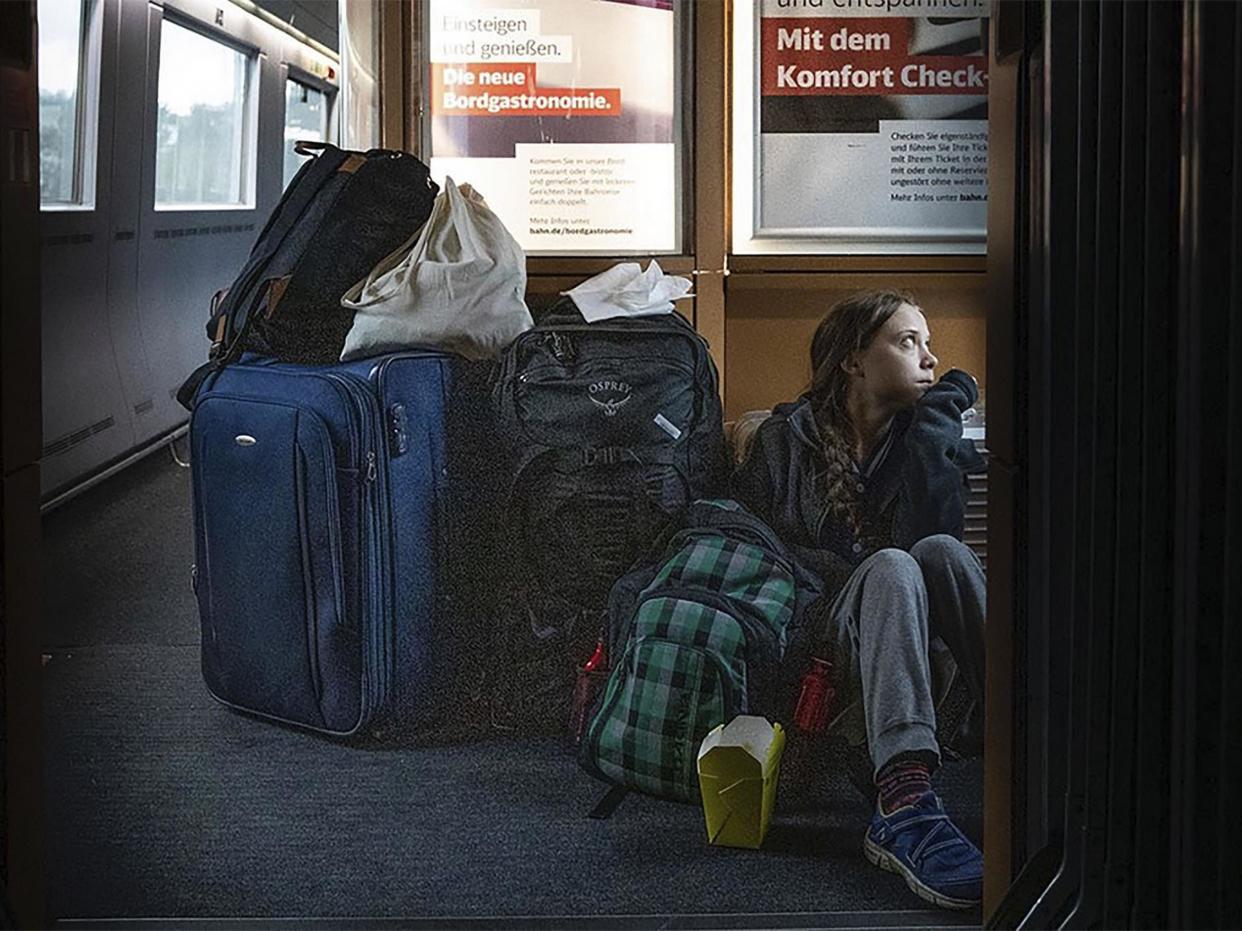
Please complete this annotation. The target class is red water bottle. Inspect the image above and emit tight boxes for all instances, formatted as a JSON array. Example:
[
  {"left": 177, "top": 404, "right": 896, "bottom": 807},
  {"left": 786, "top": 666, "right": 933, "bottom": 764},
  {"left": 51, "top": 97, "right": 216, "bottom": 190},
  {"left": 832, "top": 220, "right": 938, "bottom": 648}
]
[
  {"left": 568, "top": 640, "right": 608, "bottom": 745},
  {"left": 793, "top": 657, "right": 836, "bottom": 734}
]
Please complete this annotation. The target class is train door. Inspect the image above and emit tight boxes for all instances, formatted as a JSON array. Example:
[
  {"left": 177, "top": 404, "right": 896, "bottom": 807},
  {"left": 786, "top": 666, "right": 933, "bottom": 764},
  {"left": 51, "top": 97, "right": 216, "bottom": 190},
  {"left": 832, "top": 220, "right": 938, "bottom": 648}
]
[
  {"left": 38, "top": 0, "right": 135, "bottom": 496},
  {"left": 38, "top": 0, "right": 339, "bottom": 502}
]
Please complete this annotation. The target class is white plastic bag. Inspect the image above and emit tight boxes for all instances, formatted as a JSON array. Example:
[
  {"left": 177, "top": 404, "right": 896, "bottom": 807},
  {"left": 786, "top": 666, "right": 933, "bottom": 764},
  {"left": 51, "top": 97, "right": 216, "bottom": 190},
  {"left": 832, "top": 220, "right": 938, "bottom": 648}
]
[{"left": 340, "top": 178, "right": 533, "bottom": 361}]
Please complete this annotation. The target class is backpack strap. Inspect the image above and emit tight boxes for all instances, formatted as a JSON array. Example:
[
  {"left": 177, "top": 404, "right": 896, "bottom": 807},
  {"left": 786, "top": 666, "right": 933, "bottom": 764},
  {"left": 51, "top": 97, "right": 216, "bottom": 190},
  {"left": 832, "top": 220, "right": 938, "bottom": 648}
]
[
  {"left": 216, "top": 144, "right": 349, "bottom": 344},
  {"left": 500, "top": 445, "right": 686, "bottom": 552},
  {"left": 175, "top": 278, "right": 280, "bottom": 410},
  {"left": 587, "top": 784, "right": 629, "bottom": 819},
  {"left": 176, "top": 146, "right": 353, "bottom": 411},
  {"left": 501, "top": 445, "right": 682, "bottom": 515},
  {"left": 499, "top": 443, "right": 687, "bottom": 620},
  {"left": 244, "top": 143, "right": 349, "bottom": 274}
]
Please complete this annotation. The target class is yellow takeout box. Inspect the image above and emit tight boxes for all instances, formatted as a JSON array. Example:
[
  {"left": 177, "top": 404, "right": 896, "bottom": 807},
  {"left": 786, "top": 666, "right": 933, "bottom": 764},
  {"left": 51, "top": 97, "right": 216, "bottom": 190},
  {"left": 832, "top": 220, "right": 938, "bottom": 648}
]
[{"left": 696, "top": 715, "right": 786, "bottom": 849}]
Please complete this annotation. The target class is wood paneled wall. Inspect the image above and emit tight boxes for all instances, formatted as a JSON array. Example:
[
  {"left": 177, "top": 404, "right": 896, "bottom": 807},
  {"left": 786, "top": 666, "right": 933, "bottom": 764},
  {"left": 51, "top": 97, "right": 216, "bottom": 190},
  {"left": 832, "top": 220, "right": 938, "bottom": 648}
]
[{"left": 724, "top": 269, "right": 987, "bottom": 420}]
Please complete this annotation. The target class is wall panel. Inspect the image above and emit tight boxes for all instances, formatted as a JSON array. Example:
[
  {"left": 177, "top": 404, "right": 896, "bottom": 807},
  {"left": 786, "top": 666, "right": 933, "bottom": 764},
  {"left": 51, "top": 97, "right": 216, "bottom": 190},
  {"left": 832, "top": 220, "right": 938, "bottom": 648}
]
[{"left": 725, "top": 271, "right": 987, "bottom": 420}]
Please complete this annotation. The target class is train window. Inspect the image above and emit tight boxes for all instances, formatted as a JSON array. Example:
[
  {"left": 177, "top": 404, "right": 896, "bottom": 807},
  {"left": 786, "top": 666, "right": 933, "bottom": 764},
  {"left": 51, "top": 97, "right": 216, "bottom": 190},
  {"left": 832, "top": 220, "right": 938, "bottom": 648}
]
[
  {"left": 283, "top": 78, "right": 330, "bottom": 189},
  {"left": 37, "top": 0, "right": 99, "bottom": 208},
  {"left": 154, "top": 17, "right": 254, "bottom": 209},
  {"left": 340, "top": 0, "right": 379, "bottom": 149}
]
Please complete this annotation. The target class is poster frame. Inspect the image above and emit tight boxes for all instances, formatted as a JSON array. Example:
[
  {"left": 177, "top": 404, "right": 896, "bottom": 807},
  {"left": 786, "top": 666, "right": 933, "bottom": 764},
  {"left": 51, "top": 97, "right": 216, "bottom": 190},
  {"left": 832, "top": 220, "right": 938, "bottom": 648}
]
[
  {"left": 413, "top": 0, "right": 692, "bottom": 258},
  {"left": 731, "top": 0, "right": 988, "bottom": 256}
]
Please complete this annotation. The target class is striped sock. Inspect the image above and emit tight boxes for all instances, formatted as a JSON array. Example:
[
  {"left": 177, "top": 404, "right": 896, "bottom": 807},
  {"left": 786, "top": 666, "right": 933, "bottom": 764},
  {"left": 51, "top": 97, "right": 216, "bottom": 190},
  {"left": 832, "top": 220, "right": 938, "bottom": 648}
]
[{"left": 876, "top": 756, "right": 932, "bottom": 814}]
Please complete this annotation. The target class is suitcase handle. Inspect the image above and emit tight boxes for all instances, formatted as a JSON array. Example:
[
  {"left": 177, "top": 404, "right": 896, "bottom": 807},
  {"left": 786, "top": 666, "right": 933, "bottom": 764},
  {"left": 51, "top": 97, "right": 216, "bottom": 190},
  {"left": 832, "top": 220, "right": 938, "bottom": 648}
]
[{"left": 293, "top": 139, "right": 332, "bottom": 156}]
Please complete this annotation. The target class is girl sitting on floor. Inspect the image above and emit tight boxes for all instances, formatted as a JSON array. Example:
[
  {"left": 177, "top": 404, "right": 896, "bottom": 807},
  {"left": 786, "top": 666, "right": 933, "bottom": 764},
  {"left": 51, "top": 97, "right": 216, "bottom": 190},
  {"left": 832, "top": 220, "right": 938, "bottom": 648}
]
[{"left": 733, "top": 289, "right": 986, "bottom": 910}]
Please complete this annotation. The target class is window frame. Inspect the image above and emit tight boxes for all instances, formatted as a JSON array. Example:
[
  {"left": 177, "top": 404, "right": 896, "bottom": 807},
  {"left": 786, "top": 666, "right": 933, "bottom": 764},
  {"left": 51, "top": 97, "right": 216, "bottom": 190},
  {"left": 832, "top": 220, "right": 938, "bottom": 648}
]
[
  {"left": 729, "top": 0, "right": 990, "bottom": 256},
  {"left": 282, "top": 64, "right": 338, "bottom": 188},
  {"left": 152, "top": 10, "right": 260, "bottom": 212},
  {"left": 38, "top": 0, "right": 104, "bottom": 211}
]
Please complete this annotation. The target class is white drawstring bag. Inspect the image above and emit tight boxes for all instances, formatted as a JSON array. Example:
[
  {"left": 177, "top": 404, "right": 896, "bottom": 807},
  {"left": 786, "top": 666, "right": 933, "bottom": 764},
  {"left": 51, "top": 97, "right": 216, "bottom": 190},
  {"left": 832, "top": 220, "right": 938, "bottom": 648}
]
[{"left": 339, "top": 178, "right": 533, "bottom": 361}]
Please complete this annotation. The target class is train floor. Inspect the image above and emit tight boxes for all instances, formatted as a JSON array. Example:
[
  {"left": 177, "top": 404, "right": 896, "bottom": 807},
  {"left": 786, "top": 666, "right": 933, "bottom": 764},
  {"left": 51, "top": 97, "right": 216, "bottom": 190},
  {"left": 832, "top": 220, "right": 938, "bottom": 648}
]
[{"left": 40, "top": 448, "right": 983, "bottom": 929}]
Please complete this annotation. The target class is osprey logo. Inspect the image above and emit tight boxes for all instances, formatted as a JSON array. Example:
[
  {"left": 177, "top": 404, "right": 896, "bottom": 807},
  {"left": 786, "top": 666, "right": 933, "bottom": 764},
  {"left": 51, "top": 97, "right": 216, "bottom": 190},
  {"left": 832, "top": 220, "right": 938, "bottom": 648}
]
[{"left": 589, "top": 380, "right": 632, "bottom": 417}]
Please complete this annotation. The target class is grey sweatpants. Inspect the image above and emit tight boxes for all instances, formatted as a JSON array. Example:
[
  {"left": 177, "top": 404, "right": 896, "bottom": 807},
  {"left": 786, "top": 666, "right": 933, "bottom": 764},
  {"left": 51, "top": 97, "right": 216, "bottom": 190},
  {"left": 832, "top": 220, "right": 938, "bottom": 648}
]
[{"left": 822, "top": 534, "right": 986, "bottom": 773}]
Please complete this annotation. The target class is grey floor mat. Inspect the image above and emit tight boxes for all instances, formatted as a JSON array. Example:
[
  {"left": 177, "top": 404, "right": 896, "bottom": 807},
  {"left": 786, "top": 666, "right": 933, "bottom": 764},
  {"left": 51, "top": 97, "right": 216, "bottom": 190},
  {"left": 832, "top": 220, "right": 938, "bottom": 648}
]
[
  {"left": 42, "top": 449, "right": 198, "bottom": 648},
  {"left": 41, "top": 452, "right": 983, "bottom": 923}
]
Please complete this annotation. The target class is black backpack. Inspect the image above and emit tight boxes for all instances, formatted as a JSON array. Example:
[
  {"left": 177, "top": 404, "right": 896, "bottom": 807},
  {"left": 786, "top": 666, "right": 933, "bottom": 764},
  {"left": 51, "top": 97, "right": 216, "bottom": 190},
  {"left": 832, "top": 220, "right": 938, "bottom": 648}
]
[
  {"left": 490, "top": 298, "right": 729, "bottom": 726},
  {"left": 178, "top": 142, "right": 437, "bottom": 409}
]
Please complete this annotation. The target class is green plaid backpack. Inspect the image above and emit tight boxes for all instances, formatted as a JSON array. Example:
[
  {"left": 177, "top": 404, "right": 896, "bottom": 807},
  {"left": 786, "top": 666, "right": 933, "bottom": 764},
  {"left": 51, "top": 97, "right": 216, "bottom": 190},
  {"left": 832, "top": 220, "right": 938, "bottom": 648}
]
[{"left": 579, "top": 499, "right": 812, "bottom": 802}]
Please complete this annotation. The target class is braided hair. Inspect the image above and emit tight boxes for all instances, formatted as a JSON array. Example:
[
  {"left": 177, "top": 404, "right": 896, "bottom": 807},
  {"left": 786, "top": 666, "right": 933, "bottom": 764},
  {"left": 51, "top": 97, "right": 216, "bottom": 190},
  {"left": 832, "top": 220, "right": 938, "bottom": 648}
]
[{"left": 805, "top": 289, "right": 916, "bottom": 546}]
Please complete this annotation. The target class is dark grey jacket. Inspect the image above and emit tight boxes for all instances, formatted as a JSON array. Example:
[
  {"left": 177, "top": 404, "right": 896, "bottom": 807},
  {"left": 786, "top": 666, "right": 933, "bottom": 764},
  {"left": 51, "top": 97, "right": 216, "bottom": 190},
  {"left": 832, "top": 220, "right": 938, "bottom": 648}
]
[{"left": 731, "top": 369, "right": 985, "bottom": 600}]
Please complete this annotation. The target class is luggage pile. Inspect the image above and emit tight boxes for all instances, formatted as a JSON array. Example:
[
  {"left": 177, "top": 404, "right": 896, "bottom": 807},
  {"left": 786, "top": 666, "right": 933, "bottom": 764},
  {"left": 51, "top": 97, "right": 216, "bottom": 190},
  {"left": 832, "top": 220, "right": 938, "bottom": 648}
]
[
  {"left": 180, "top": 144, "right": 824, "bottom": 805},
  {"left": 182, "top": 144, "right": 514, "bottom": 736},
  {"left": 178, "top": 141, "right": 440, "bottom": 409}
]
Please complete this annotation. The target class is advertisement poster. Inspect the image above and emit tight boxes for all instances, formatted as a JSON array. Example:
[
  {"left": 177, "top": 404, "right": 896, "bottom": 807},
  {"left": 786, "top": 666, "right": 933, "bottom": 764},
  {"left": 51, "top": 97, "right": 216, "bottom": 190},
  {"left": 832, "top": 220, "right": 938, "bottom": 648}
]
[
  {"left": 747, "top": 0, "right": 989, "bottom": 250},
  {"left": 427, "top": 0, "right": 680, "bottom": 254}
]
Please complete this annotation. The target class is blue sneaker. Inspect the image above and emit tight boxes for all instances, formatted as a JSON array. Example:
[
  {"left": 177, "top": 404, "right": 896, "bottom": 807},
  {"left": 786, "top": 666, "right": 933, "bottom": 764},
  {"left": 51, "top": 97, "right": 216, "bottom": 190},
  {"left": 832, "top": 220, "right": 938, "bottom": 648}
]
[{"left": 863, "top": 791, "right": 983, "bottom": 909}]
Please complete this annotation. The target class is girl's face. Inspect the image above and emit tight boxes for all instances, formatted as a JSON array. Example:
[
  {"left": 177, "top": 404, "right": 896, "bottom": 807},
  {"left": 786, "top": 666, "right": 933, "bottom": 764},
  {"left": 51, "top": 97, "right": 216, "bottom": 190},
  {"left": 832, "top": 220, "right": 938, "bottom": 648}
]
[{"left": 844, "top": 303, "right": 938, "bottom": 409}]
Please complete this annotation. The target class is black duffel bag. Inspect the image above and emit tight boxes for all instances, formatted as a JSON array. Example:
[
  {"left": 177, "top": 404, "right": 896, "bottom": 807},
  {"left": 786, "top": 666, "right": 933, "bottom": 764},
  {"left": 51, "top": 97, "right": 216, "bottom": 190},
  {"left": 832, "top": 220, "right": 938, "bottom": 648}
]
[
  {"left": 489, "top": 297, "right": 729, "bottom": 728},
  {"left": 178, "top": 142, "right": 437, "bottom": 409}
]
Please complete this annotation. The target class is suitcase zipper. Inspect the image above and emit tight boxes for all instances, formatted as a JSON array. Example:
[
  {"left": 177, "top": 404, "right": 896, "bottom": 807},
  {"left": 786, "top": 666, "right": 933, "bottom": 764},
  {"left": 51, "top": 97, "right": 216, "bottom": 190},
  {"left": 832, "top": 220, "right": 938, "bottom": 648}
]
[{"left": 323, "top": 371, "right": 392, "bottom": 723}]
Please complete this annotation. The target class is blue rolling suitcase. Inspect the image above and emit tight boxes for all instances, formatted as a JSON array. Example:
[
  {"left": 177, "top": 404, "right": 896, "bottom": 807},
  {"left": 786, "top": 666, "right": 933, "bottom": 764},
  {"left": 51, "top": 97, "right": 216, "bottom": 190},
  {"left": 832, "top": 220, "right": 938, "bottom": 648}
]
[{"left": 189, "top": 351, "right": 479, "bottom": 736}]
